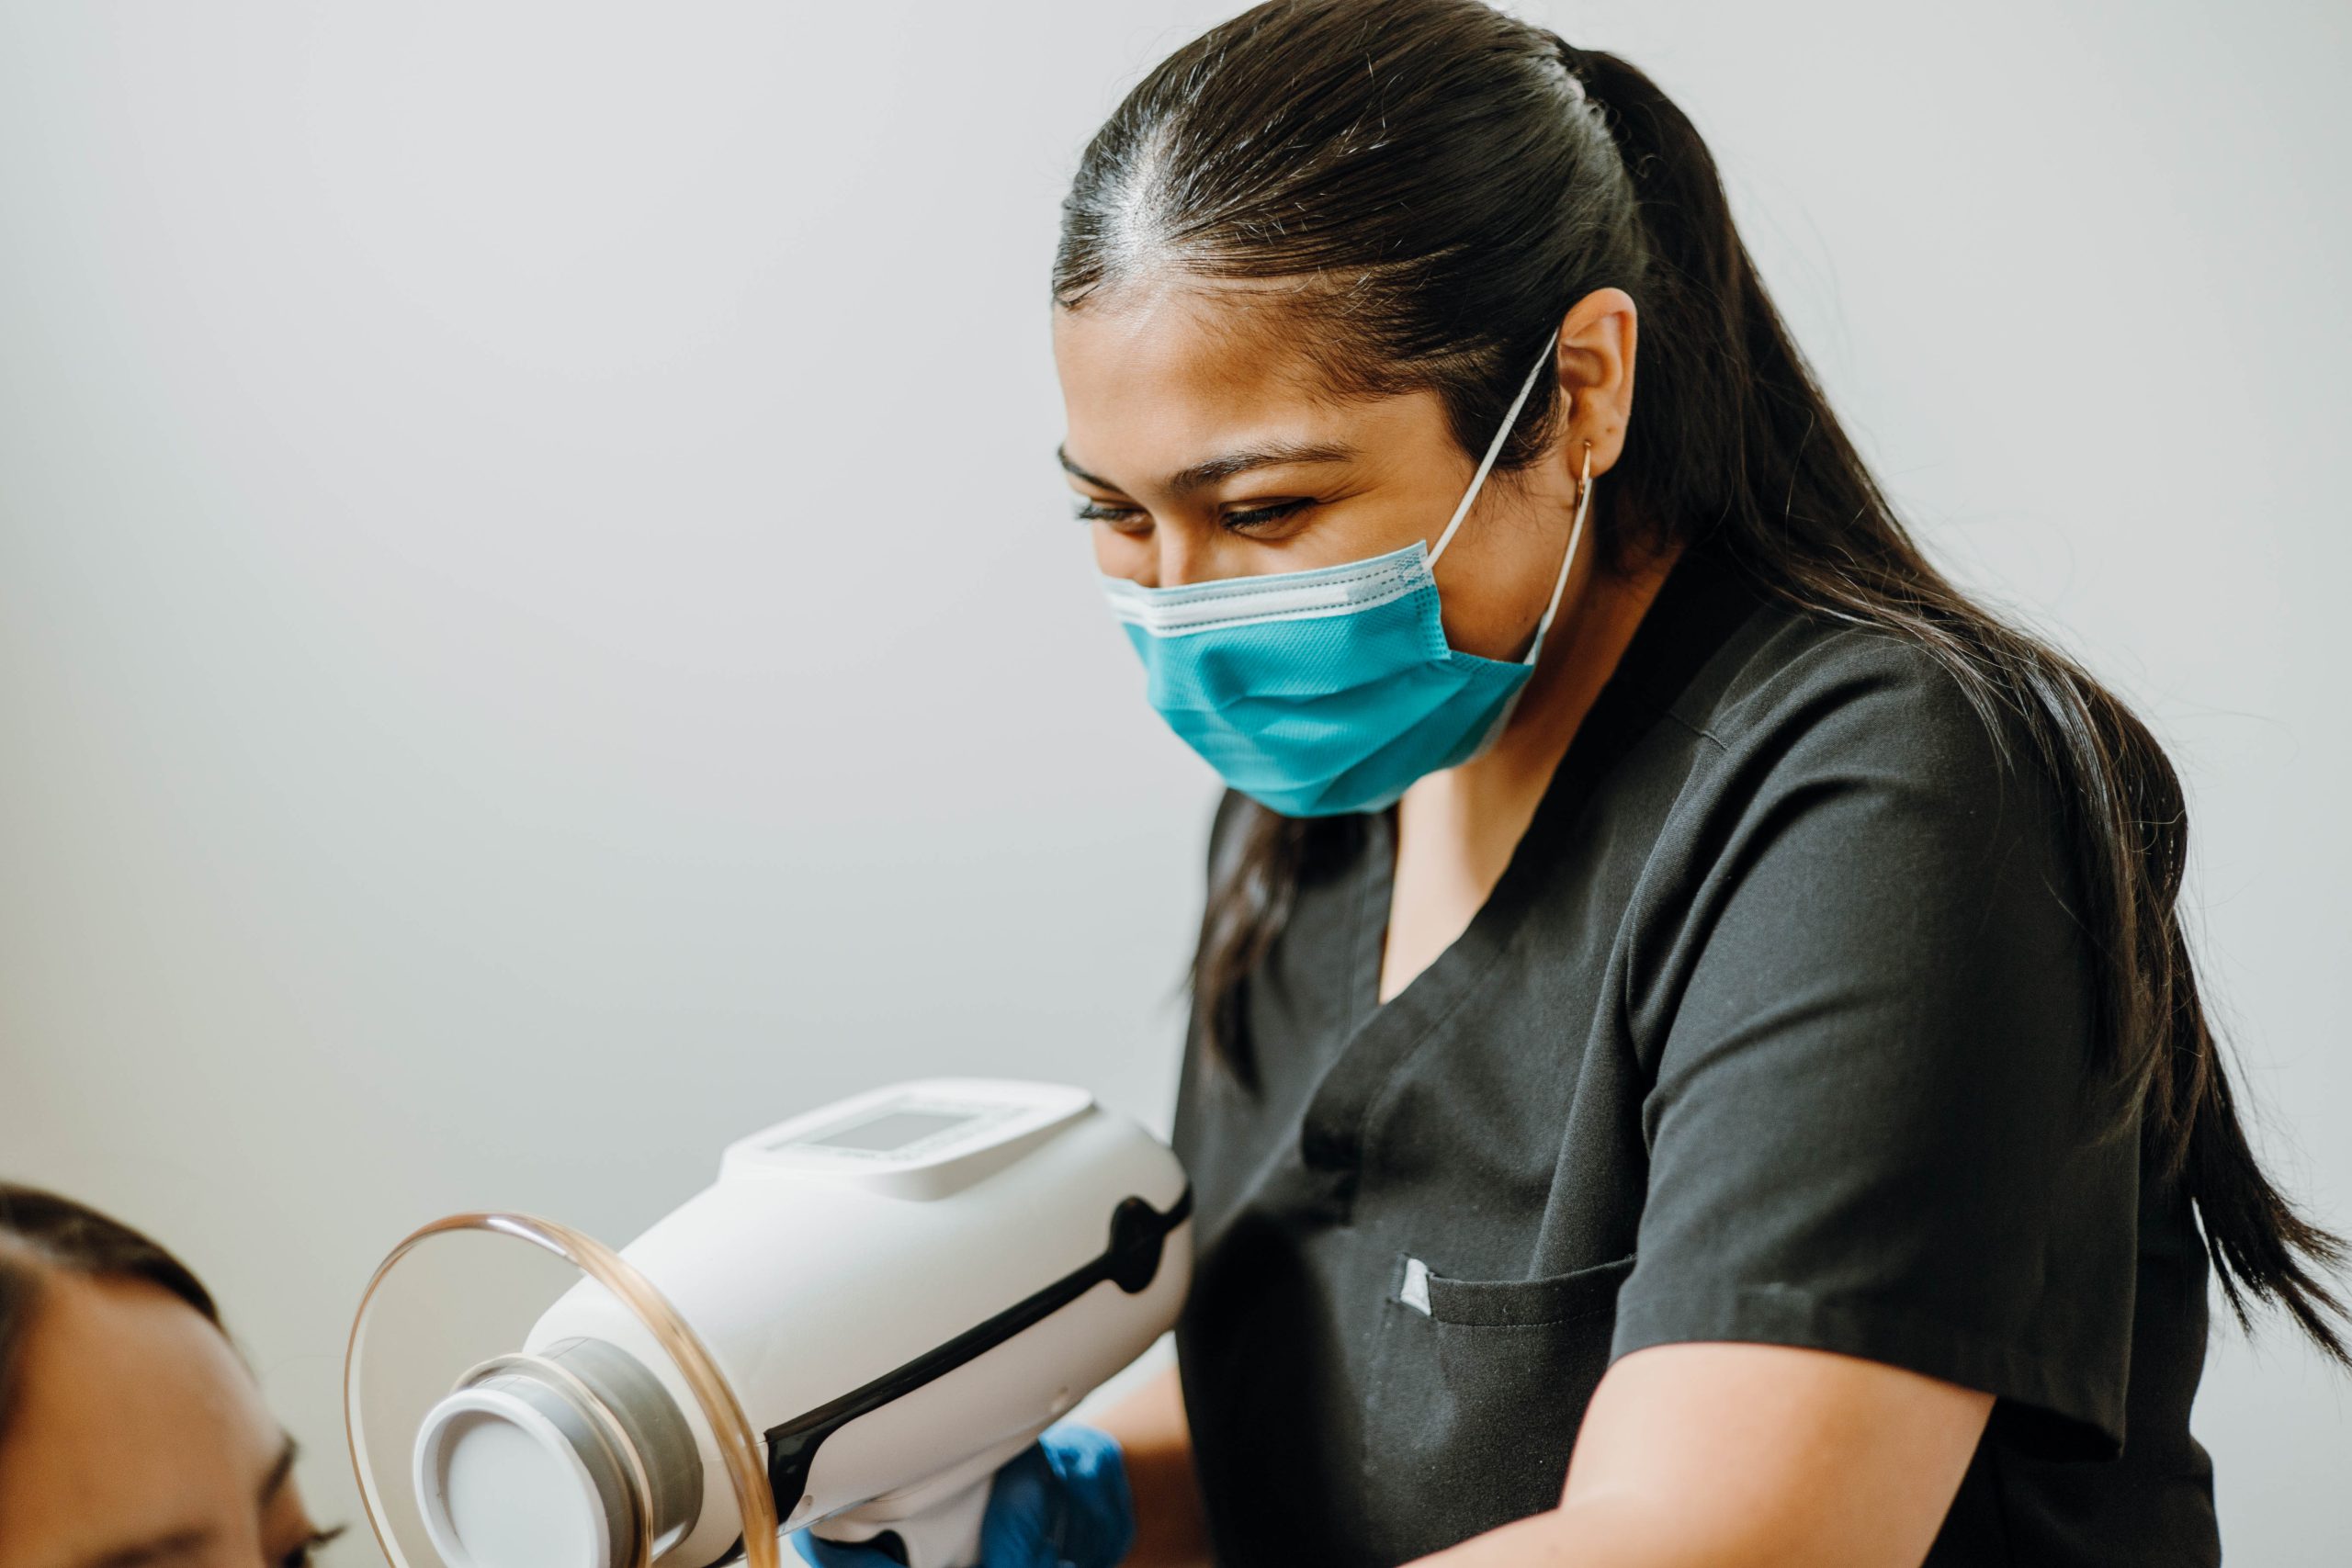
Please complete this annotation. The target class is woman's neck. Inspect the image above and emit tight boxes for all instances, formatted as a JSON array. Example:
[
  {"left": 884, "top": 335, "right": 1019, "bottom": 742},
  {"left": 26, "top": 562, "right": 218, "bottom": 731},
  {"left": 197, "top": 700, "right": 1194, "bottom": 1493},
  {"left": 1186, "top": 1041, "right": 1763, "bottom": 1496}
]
[
  {"left": 1419, "top": 538, "right": 1681, "bottom": 832},
  {"left": 1379, "top": 540, "right": 1681, "bottom": 1003}
]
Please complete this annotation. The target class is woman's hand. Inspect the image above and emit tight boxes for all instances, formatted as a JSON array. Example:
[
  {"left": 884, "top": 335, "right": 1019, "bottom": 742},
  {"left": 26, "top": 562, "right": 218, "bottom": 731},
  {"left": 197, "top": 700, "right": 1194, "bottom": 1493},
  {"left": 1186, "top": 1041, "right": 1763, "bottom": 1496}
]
[{"left": 791, "top": 1423, "right": 1135, "bottom": 1568}]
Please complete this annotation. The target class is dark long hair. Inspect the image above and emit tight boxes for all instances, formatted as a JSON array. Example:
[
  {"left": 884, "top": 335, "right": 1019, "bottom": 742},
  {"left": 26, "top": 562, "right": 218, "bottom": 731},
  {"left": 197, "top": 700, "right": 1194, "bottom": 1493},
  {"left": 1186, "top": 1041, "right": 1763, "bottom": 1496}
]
[
  {"left": 0, "top": 1184, "right": 223, "bottom": 1439},
  {"left": 1053, "top": 0, "right": 2346, "bottom": 1361}
]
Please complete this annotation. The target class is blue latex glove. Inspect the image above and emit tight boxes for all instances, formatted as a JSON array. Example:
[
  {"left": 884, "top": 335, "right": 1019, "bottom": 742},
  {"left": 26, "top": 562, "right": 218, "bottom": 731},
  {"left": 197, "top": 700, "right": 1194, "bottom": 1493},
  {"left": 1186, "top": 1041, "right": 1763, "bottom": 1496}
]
[{"left": 791, "top": 1423, "right": 1136, "bottom": 1568}]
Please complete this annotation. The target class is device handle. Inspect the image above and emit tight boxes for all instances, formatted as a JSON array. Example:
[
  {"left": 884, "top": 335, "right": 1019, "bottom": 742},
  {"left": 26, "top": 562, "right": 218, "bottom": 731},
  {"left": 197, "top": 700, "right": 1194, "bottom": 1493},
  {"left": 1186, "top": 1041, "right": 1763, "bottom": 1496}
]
[{"left": 810, "top": 1473, "right": 991, "bottom": 1568}]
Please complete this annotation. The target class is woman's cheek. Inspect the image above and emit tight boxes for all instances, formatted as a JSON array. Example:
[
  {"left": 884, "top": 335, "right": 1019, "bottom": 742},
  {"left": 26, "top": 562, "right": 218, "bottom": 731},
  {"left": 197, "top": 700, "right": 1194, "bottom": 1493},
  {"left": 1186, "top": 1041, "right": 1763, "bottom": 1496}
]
[
  {"left": 1090, "top": 525, "right": 1148, "bottom": 579},
  {"left": 1442, "top": 589, "right": 1527, "bottom": 661}
]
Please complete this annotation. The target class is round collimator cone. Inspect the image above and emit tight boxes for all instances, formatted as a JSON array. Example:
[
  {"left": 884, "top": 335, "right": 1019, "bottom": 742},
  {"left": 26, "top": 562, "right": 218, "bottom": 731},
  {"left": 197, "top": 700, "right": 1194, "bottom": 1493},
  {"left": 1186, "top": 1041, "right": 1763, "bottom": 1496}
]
[
  {"left": 345, "top": 1215, "right": 782, "bottom": 1568},
  {"left": 413, "top": 1380, "right": 624, "bottom": 1568}
]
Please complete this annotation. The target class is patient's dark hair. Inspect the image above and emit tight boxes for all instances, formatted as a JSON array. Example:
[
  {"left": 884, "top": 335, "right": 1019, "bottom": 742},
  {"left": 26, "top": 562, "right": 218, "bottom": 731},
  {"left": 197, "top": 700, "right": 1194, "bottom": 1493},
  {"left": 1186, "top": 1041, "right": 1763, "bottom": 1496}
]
[
  {"left": 0, "top": 1184, "right": 221, "bottom": 1440},
  {"left": 1054, "top": 0, "right": 2348, "bottom": 1361}
]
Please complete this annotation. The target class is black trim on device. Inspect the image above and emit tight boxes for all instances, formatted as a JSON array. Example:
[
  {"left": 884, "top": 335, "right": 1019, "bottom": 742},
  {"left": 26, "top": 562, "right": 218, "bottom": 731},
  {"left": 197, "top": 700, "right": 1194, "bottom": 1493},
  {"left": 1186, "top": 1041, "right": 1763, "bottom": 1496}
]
[{"left": 761, "top": 1185, "right": 1193, "bottom": 1526}]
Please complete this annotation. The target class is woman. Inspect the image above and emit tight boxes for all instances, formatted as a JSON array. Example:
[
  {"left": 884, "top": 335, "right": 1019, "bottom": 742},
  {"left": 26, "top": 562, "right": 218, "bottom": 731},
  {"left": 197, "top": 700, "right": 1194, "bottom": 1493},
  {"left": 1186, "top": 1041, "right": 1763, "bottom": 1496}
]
[
  {"left": 0, "top": 1186, "right": 338, "bottom": 1568},
  {"left": 804, "top": 2, "right": 2346, "bottom": 1565}
]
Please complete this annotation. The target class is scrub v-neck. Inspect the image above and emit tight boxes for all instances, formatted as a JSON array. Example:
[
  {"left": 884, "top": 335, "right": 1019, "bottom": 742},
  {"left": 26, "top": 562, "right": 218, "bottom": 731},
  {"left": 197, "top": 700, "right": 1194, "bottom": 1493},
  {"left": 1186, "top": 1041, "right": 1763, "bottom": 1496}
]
[{"left": 1299, "top": 550, "right": 1743, "bottom": 1190}]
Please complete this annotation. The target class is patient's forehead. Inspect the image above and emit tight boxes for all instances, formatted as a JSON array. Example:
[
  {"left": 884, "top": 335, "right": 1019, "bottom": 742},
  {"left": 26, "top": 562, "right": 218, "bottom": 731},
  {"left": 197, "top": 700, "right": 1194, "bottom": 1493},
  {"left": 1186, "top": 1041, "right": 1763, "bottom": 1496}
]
[{"left": 0, "top": 1272, "right": 277, "bottom": 1568}]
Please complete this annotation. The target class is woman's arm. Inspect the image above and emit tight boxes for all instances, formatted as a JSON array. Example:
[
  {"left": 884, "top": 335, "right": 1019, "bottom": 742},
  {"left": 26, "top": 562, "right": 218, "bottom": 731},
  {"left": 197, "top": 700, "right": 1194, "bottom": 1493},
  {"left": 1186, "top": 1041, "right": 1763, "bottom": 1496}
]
[
  {"left": 1092, "top": 1361, "right": 1214, "bottom": 1568},
  {"left": 1408, "top": 1341, "right": 1992, "bottom": 1568}
]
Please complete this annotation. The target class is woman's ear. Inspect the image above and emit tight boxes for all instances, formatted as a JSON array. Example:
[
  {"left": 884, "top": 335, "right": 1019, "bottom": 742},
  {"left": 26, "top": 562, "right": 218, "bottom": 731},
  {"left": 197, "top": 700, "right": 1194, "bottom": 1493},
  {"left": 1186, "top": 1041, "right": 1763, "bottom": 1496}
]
[{"left": 1555, "top": 287, "right": 1637, "bottom": 478}]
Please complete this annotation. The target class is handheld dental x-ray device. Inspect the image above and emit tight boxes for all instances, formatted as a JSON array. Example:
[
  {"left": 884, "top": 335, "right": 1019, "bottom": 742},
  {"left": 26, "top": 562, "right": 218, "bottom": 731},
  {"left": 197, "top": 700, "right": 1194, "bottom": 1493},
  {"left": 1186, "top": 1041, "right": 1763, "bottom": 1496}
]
[{"left": 345, "top": 1078, "right": 1193, "bottom": 1568}]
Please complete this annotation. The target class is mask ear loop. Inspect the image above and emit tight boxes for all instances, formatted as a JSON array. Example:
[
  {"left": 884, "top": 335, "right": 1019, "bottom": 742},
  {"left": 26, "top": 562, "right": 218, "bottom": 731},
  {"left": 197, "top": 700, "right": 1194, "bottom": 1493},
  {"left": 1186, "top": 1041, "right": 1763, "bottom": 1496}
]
[
  {"left": 1521, "top": 439, "right": 1593, "bottom": 667},
  {"left": 1427, "top": 330, "right": 1562, "bottom": 570}
]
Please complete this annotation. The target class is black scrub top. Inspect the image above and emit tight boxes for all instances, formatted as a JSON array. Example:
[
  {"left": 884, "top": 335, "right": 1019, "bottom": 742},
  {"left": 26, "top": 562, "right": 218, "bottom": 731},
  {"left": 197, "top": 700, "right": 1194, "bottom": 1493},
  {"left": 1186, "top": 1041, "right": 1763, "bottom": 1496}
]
[{"left": 1167, "top": 547, "right": 2220, "bottom": 1567}]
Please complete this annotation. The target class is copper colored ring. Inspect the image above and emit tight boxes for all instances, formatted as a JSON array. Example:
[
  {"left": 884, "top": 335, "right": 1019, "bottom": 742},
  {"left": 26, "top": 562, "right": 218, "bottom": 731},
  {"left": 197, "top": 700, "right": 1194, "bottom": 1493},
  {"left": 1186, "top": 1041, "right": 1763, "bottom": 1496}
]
[{"left": 344, "top": 1211, "right": 781, "bottom": 1568}]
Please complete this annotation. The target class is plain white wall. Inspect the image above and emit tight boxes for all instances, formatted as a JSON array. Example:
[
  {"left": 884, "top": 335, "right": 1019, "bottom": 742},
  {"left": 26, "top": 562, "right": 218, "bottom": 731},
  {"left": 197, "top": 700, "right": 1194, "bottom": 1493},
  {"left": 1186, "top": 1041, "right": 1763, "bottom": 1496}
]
[{"left": 1, "top": 1, "right": 2344, "bottom": 1560}]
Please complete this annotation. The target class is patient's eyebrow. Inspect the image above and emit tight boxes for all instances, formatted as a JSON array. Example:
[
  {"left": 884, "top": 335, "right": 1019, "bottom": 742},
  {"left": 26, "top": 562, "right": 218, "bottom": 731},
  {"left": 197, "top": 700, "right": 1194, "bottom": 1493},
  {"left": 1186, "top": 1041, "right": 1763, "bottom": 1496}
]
[
  {"left": 258, "top": 1433, "right": 299, "bottom": 1505},
  {"left": 1058, "top": 439, "right": 1357, "bottom": 497},
  {"left": 73, "top": 1437, "right": 300, "bottom": 1568},
  {"left": 80, "top": 1529, "right": 212, "bottom": 1568}
]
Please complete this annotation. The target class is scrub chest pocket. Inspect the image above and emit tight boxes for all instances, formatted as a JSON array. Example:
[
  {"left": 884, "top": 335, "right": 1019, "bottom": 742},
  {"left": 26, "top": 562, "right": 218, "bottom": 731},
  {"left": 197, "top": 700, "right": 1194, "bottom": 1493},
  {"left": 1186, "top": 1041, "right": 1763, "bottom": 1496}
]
[{"left": 1360, "top": 1249, "right": 1638, "bottom": 1565}]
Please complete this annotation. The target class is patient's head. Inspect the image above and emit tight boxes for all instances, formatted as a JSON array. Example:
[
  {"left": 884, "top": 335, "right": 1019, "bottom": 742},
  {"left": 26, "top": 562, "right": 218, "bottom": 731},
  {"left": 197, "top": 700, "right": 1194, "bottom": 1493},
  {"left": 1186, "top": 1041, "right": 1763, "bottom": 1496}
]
[{"left": 0, "top": 1186, "right": 334, "bottom": 1568}]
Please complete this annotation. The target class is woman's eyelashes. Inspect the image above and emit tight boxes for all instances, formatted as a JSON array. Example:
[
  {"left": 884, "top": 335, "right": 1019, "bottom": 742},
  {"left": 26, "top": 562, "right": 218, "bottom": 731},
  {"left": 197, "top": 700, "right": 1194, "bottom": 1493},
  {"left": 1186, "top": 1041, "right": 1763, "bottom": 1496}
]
[
  {"left": 1220, "top": 499, "right": 1312, "bottom": 533},
  {"left": 277, "top": 1525, "right": 345, "bottom": 1568},
  {"left": 1071, "top": 498, "right": 1315, "bottom": 536}
]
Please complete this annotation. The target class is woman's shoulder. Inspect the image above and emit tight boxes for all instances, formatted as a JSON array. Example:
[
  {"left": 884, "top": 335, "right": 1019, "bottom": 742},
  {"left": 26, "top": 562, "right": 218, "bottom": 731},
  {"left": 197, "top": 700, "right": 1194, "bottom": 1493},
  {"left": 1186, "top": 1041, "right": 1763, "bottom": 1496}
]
[
  {"left": 1673, "top": 590, "right": 2029, "bottom": 797},
  {"left": 1636, "top": 578, "right": 2090, "bottom": 904}
]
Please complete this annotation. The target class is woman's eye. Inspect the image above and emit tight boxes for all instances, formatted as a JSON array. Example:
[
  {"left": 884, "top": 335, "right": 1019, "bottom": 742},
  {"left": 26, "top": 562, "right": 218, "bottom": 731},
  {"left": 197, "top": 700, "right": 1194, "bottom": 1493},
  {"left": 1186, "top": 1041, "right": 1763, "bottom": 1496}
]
[
  {"left": 1072, "top": 496, "right": 1311, "bottom": 536},
  {"left": 1222, "top": 499, "right": 1312, "bottom": 534},
  {"left": 278, "top": 1526, "right": 345, "bottom": 1568},
  {"left": 1074, "top": 500, "right": 1152, "bottom": 536}
]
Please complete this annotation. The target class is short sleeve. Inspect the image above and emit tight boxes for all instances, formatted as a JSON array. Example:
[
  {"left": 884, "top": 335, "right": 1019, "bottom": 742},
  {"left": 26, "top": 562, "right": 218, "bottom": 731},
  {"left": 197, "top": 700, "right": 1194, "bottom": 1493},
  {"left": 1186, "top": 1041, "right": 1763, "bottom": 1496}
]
[{"left": 1609, "top": 636, "right": 2139, "bottom": 1460}]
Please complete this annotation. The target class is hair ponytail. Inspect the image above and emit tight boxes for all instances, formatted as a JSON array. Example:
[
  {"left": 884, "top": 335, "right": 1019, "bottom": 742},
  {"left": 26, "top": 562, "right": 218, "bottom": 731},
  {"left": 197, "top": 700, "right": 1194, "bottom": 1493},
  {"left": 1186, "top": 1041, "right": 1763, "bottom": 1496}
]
[{"left": 1057, "top": 0, "right": 2347, "bottom": 1364}]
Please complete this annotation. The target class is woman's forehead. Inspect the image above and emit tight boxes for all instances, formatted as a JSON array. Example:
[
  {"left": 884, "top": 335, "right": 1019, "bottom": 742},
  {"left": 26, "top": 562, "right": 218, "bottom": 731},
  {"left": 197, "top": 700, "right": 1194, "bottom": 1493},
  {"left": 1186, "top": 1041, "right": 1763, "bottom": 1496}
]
[
  {"left": 1054, "top": 281, "right": 1328, "bottom": 408},
  {"left": 1053, "top": 285, "right": 1438, "bottom": 486}
]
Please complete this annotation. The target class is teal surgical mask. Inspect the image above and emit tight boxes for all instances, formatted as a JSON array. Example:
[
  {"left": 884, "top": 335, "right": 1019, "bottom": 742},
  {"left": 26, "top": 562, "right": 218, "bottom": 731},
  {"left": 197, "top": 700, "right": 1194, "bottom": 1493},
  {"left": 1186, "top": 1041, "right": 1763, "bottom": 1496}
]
[{"left": 1098, "top": 333, "right": 1587, "bottom": 818}]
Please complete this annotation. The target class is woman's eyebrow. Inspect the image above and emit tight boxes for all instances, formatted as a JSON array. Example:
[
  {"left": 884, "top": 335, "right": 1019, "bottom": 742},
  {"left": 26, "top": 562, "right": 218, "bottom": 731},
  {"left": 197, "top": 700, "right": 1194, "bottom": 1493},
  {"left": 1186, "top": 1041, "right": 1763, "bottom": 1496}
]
[
  {"left": 1057, "top": 440, "right": 1358, "bottom": 497},
  {"left": 1056, "top": 446, "right": 1122, "bottom": 491}
]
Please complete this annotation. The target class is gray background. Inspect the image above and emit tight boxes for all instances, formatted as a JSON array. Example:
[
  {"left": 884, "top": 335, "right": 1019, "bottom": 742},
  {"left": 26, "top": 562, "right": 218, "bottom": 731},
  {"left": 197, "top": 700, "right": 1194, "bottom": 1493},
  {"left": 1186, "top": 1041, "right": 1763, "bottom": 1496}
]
[{"left": 1, "top": 1, "right": 2344, "bottom": 1561}]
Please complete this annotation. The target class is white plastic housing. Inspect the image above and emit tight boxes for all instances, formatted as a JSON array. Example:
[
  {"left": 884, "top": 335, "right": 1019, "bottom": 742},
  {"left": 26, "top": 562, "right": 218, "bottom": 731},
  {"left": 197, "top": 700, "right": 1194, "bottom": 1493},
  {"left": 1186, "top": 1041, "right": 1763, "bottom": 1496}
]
[{"left": 492, "top": 1079, "right": 1189, "bottom": 1567}]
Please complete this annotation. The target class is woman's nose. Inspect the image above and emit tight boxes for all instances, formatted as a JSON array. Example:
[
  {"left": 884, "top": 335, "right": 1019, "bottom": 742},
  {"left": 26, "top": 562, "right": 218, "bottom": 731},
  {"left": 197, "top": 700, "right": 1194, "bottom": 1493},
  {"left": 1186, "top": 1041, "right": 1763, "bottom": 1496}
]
[{"left": 1153, "top": 529, "right": 1227, "bottom": 589}]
